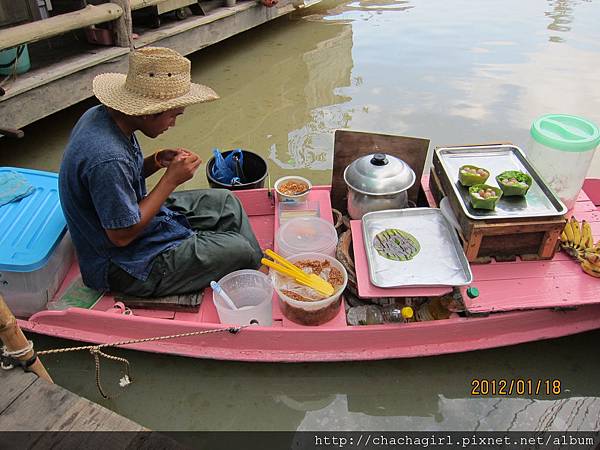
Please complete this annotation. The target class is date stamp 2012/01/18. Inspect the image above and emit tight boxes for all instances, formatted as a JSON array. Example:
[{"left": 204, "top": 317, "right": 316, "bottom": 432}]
[{"left": 471, "top": 379, "right": 561, "bottom": 396}]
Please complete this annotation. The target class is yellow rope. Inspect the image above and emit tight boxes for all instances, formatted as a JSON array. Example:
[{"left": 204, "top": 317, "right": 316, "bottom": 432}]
[
  {"left": 36, "top": 325, "right": 248, "bottom": 398},
  {"left": 37, "top": 325, "right": 247, "bottom": 355}
]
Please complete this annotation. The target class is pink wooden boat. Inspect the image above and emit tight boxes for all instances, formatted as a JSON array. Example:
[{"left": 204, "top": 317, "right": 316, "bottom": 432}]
[{"left": 16, "top": 178, "right": 600, "bottom": 362}]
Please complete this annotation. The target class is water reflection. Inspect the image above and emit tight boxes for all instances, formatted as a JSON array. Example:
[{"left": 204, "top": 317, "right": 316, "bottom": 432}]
[
  {"left": 37, "top": 330, "right": 600, "bottom": 431},
  {"left": 545, "top": 0, "right": 574, "bottom": 42}
]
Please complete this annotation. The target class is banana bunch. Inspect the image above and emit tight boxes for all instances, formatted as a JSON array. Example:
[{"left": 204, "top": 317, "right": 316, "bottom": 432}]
[
  {"left": 560, "top": 216, "right": 594, "bottom": 261},
  {"left": 581, "top": 251, "right": 600, "bottom": 278},
  {"left": 561, "top": 216, "right": 600, "bottom": 278}
]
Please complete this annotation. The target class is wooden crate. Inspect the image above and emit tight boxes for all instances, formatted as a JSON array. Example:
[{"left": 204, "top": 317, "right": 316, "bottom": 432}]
[{"left": 429, "top": 168, "right": 566, "bottom": 263}]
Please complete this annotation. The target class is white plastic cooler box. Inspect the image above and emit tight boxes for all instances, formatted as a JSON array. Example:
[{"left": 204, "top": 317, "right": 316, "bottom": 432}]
[{"left": 0, "top": 168, "right": 74, "bottom": 318}]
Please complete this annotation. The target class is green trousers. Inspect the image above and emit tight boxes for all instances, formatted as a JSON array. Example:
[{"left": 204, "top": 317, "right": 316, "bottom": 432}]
[{"left": 108, "top": 189, "right": 263, "bottom": 297}]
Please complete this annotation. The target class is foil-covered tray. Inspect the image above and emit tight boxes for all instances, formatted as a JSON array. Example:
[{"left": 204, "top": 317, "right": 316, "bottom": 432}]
[
  {"left": 362, "top": 208, "right": 473, "bottom": 288},
  {"left": 434, "top": 145, "right": 567, "bottom": 220}
]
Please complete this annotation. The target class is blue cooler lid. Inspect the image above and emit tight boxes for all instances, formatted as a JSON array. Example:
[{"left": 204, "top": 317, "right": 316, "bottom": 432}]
[{"left": 0, "top": 168, "right": 66, "bottom": 272}]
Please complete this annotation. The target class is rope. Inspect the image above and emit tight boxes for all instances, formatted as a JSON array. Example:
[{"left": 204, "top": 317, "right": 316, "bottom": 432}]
[
  {"left": 1, "top": 341, "right": 34, "bottom": 370},
  {"left": 35, "top": 325, "right": 248, "bottom": 399},
  {"left": 90, "top": 348, "right": 132, "bottom": 399},
  {"left": 37, "top": 325, "right": 247, "bottom": 355}
]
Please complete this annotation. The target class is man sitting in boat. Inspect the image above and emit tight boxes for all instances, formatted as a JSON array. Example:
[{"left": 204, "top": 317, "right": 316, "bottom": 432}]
[{"left": 58, "top": 46, "right": 263, "bottom": 297}]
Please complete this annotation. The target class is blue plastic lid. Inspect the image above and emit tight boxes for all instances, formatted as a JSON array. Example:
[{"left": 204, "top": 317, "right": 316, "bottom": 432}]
[{"left": 0, "top": 168, "right": 66, "bottom": 272}]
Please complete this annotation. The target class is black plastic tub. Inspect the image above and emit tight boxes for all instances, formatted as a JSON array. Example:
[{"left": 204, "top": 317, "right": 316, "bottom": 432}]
[{"left": 206, "top": 150, "right": 268, "bottom": 191}]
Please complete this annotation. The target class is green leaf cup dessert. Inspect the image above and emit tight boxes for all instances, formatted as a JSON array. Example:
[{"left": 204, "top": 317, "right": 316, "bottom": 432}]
[
  {"left": 458, "top": 165, "right": 490, "bottom": 186},
  {"left": 495, "top": 170, "right": 532, "bottom": 196},
  {"left": 469, "top": 184, "right": 502, "bottom": 210}
]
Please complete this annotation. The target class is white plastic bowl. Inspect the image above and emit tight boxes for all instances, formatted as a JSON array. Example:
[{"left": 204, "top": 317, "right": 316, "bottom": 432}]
[
  {"left": 274, "top": 176, "right": 312, "bottom": 203},
  {"left": 276, "top": 216, "right": 338, "bottom": 258},
  {"left": 213, "top": 269, "right": 273, "bottom": 326},
  {"left": 271, "top": 252, "right": 348, "bottom": 326}
]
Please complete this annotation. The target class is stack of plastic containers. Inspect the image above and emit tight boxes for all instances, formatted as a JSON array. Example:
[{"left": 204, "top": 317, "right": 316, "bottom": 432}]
[
  {"left": 275, "top": 217, "right": 338, "bottom": 258},
  {"left": 0, "top": 168, "right": 74, "bottom": 318}
]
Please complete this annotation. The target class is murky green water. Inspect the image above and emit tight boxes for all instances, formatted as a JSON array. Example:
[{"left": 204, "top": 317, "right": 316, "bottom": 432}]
[{"left": 2, "top": 0, "right": 600, "bottom": 432}]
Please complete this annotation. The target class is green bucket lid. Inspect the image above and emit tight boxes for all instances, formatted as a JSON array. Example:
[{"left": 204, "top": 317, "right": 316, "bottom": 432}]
[{"left": 530, "top": 114, "right": 600, "bottom": 152}]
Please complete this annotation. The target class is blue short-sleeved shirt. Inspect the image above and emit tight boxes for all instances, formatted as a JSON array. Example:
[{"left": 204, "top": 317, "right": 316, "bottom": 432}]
[{"left": 59, "top": 105, "right": 193, "bottom": 290}]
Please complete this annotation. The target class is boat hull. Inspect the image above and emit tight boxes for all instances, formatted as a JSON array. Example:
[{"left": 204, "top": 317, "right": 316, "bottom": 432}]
[{"left": 19, "top": 305, "right": 600, "bottom": 362}]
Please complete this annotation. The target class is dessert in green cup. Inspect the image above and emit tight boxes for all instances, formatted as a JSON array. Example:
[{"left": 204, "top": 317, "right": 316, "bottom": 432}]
[
  {"left": 458, "top": 165, "right": 490, "bottom": 186},
  {"left": 469, "top": 184, "right": 503, "bottom": 210},
  {"left": 496, "top": 170, "right": 532, "bottom": 196}
]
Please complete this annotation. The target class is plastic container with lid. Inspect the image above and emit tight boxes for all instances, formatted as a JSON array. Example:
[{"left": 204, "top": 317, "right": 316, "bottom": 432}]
[
  {"left": 527, "top": 114, "right": 600, "bottom": 210},
  {"left": 212, "top": 269, "right": 273, "bottom": 326},
  {"left": 0, "top": 168, "right": 74, "bottom": 318},
  {"left": 275, "top": 216, "right": 338, "bottom": 258},
  {"left": 272, "top": 252, "right": 348, "bottom": 326}
]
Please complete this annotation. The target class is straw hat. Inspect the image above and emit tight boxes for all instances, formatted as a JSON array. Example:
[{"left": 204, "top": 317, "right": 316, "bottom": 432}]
[{"left": 93, "top": 47, "right": 219, "bottom": 116}]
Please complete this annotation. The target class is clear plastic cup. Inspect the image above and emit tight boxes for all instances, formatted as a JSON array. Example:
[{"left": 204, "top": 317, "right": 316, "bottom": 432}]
[{"left": 212, "top": 270, "right": 273, "bottom": 326}]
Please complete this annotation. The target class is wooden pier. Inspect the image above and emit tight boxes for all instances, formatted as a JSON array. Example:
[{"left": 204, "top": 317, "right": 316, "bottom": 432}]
[
  {"left": 0, "top": 368, "right": 182, "bottom": 446},
  {"left": 0, "top": 368, "right": 144, "bottom": 431},
  {"left": 0, "top": 0, "right": 318, "bottom": 136}
]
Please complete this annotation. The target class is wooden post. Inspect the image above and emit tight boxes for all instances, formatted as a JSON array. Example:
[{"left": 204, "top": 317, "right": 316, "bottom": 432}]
[
  {"left": 112, "top": 0, "right": 133, "bottom": 48},
  {"left": 130, "top": 0, "right": 171, "bottom": 10},
  {"left": 0, "top": 4, "right": 124, "bottom": 51},
  {"left": 0, "top": 295, "right": 52, "bottom": 383}
]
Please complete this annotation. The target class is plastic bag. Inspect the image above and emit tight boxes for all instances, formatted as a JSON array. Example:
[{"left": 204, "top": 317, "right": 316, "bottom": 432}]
[{"left": 211, "top": 148, "right": 245, "bottom": 185}]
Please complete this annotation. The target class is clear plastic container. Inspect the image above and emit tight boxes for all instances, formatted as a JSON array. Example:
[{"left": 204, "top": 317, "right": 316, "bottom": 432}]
[
  {"left": 212, "top": 269, "right": 273, "bottom": 326},
  {"left": 275, "top": 217, "right": 338, "bottom": 258},
  {"left": 272, "top": 252, "right": 348, "bottom": 326},
  {"left": 526, "top": 114, "right": 600, "bottom": 210},
  {"left": 0, "top": 232, "right": 74, "bottom": 318}
]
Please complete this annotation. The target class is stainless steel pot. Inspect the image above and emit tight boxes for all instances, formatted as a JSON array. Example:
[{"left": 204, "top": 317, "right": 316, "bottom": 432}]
[{"left": 343, "top": 153, "right": 416, "bottom": 220}]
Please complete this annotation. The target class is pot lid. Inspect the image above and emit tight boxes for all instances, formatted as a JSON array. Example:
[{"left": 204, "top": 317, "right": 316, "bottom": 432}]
[{"left": 343, "top": 153, "right": 416, "bottom": 195}]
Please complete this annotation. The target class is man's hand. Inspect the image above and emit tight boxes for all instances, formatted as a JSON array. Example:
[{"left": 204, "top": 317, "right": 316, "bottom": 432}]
[
  {"left": 155, "top": 148, "right": 192, "bottom": 168},
  {"left": 162, "top": 151, "right": 202, "bottom": 187}
]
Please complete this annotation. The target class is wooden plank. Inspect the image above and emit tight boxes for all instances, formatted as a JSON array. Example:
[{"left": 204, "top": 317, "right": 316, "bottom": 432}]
[
  {"left": 0, "top": 370, "right": 150, "bottom": 433},
  {"left": 0, "top": 370, "right": 37, "bottom": 414},
  {"left": 0, "top": 0, "right": 299, "bottom": 130},
  {"left": 115, "top": 291, "right": 202, "bottom": 311},
  {"left": 0, "top": 371, "right": 185, "bottom": 448},
  {"left": 132, "top": 0, "right": 283, "bottom": 48},
  {"left": 0, "top": 376, "right": 79, "bottom": 430},
  {"left": 233, "top": 188, "right": 274, "bottom": 217},
  {"left": 131, "top": 0, "right": 191, "bottom": 9},
  {"left": 0, "top": 4, "right": 124, "bottom": 51},
  {"left": 463, "top": 271, "right": 600, "bottom": 313},
  {"left": 0, "top": 47, "right": 130, "bottom": 102},
  {"left": 331, "top": 130, "right": 430, "bottom": 215}
]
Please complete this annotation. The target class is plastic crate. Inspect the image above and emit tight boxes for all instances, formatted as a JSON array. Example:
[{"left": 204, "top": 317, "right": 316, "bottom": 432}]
[{"left": 0, "top": 168, "right": 74, "bottom": 318}]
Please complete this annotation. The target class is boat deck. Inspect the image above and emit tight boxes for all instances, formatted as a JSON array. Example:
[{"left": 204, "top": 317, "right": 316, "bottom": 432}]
[{"left": 17, "top": 179, "right": 600, "bottom": 362}]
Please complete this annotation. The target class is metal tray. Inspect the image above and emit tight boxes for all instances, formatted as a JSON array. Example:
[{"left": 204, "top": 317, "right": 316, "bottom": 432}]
[
  {"left": 434, "top": 145, "right": 567, "bottom": 220},
  {"left": 361, "top": 208, "right": 473, "bottom": 288}
]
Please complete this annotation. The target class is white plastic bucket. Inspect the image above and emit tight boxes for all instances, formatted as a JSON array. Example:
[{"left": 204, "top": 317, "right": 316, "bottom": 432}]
[{"left": 212, "top": 269, "right": 273, "bottom": 326}]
